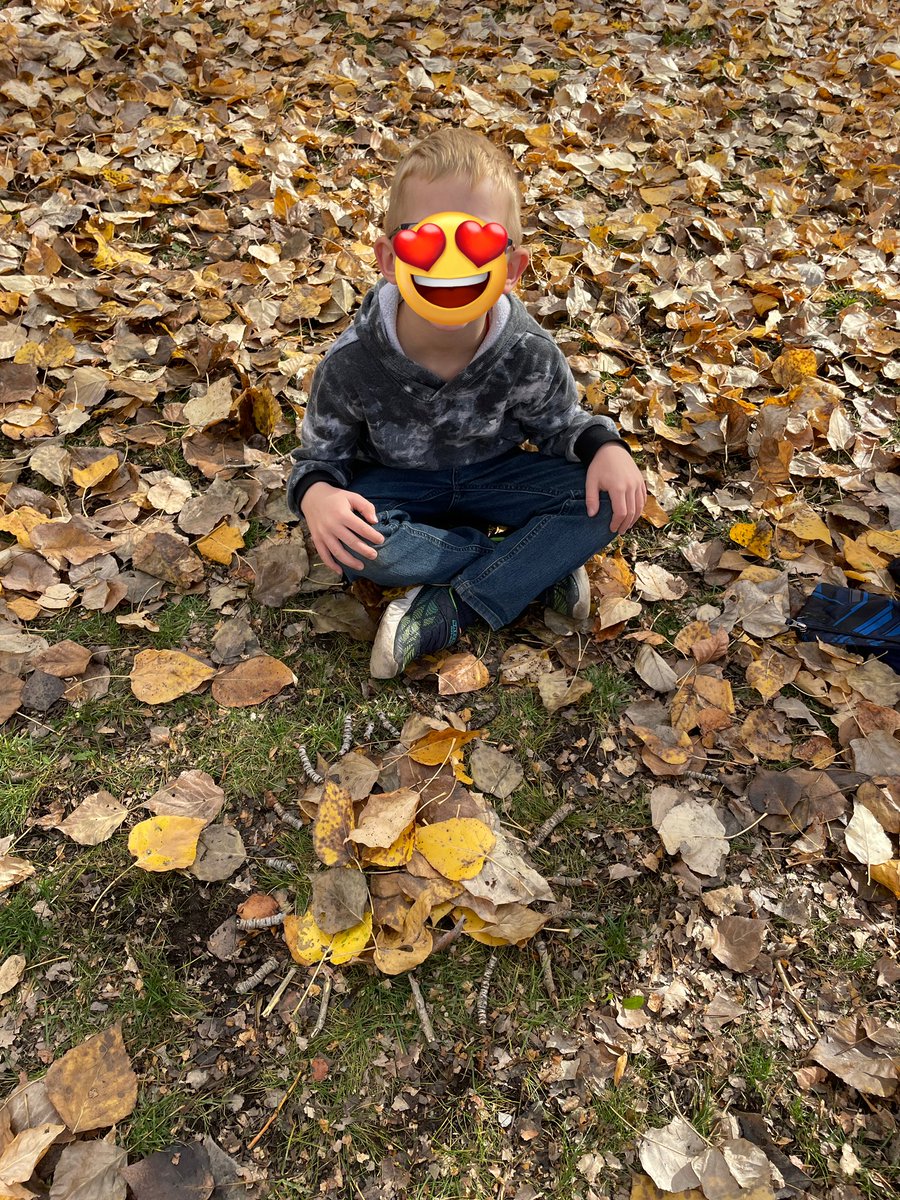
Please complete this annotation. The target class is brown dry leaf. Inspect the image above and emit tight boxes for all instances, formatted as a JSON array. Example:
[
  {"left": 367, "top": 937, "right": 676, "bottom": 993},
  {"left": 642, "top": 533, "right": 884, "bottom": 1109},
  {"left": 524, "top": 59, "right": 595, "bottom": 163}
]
[
  {"left": 31, "top": 640, "right": 92, "bottom": 678},
  {"left": 657, "top": 801, "right": 729, "bottom": 877},
  {"left": 464, "top": 902, "right": 548, "bottom": 946},
  {"left": 0, "top": 853, "right": 34, "bottom": 894},
  {"left": 46, "top": 1139, "right": 128, "bottom": 1200},
  {"left": 144, "top": 770, "right": 225, "bottom": 825},
  {"left": 634, "top": 644, "right": 678, "bottom": 692},
  {"left": 131, "top": 532, "right": 204, "bottom": 588},
  {"left": 630, "top": 1175, "right": 705, "bottom": 1200},
  {"left": 498, "top": 643, "right": 554, "bottom": 685},
  {"left": 190, "top": 824, "right": 246, "bottom": 882},
  {"left": 127, "top": 815, "right": 205, "bottom": 872},
  {"left": 307, "top": 593, "right": 377, "bottom": 641},
  {"left": 537, "top": 670, "right": 593, "bottom": 713},
  {"left": 711, "top": 917, "right": 766, "bottom": 973},
  {"left": 0, "top": 675, "right": 25, "bottom": 725},
  {"left": 312, "top": 779, "right": 356, "bottom": 867},
  {"left": 870, "top": 860, "right": 900, "bottom": 898},
  {"left": 594, "top": 596, "right": 642, "bottom": 630},
  {"left": 372, "top": 925, "right": 433, "bottom": 976},
  {"left": 673, "top": 621, "right": 729, "bottom": 664},
  {"left": 811, "top": 1024, "right": 899, "bottom": 1097},
  {"left": 54, "top": 790, "right": 128, "bottom": 846},
  {"left": 348, "top": 789, "right": 419, "bottom": 850},
  {"left": 0, "top": 1123, "right": 66, "bottom": 1186},
  {"left": 311, "top": 866, "right": 369, "bottom": 934},
  {"left": 0, "top": 955, "right": 26, "bottom": 998},
  {"left": 637, "top": 1117, "right": 705, "bottom": 1192},
  {"left": 211, "top": 654, "right": 295, "bottom": 707},
  {"left": 437, "top": 652, "right": 490, "bottom": 694},
  {"left": 468, "top": 745, "right": 524, "bottom": 800},
  {"left": 740, "top": 709, "right": 793, "bottom": 759},
  {"left": 844, "top": 803, "right": 893, "bottom": 867},
  {"left": 850, "top": 732, "right": 900, "bottom": 776},
  {"left": 45, "top": 1024, "right": 138, "bottom": 1132},
  {"left": 856, "top": 779, "right": 900, "bottom": 834},
  {"left": 130, "top": 650, "right": 216, "bottom": 704}
]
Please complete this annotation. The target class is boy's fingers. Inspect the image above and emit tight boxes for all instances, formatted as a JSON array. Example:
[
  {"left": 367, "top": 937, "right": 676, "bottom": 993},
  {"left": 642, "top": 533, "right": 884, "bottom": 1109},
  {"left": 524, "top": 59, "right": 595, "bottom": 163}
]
[{"left": 348, "top": 514, "right": 384, "bottom": 544}]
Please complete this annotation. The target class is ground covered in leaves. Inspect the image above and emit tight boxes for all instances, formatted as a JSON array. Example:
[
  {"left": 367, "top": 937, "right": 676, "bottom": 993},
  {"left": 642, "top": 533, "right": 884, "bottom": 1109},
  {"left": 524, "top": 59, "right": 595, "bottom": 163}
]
[{"left": 1, "top": 0, "right": 900, "bottom": 1197}]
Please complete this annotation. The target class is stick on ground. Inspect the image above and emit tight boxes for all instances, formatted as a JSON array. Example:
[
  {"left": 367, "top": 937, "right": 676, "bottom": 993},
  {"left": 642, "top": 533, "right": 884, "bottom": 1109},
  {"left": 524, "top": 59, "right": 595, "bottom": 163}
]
[
  {"left": 477, "top": 951, "right": 499, "bottom": 1028},
  {"left": 528, "top": 803, "right": 577, "bottom": 851},
  {"left": 409, "top": 974, "right": 436, "bottom": 1044}
]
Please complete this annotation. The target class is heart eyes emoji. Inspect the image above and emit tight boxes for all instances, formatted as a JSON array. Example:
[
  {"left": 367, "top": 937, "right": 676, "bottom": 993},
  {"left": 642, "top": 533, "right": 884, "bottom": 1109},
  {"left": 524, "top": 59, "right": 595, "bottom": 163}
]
[
  {"left": 454, "top": 221, "right": 509, "bottom": 267},
  {"left": 393, "top": 223, "right": 446, "bottom": 270}
]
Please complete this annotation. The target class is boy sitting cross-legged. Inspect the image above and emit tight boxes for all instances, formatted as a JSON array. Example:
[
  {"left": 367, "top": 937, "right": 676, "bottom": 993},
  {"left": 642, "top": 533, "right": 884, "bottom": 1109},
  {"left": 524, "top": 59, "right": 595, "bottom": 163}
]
[{"left": 287, "top": 129, "right": 646, "bottom": 679}]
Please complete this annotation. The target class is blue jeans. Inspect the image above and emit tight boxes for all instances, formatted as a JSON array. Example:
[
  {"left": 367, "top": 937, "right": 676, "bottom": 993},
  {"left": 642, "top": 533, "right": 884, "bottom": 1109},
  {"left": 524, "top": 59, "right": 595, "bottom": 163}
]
[{"left": 343, "top": 449, "right": 615, "bottom": 629}]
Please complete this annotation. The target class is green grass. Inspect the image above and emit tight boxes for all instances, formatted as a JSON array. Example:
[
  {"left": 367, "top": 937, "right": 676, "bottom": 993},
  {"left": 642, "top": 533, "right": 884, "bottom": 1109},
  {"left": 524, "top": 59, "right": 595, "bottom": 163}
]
[{"left": 822, "top": 287, "right": 876, "bottom": 316}]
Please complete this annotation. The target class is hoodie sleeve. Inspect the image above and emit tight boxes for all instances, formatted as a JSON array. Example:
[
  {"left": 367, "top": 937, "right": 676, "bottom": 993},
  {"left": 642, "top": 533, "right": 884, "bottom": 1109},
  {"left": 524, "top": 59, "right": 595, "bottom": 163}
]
[
  {"left": 286, "top": 356, "right": 364, "bottom": 516},
  {"left": 510, "top": 335, "right": 629, "bottom": 462}
]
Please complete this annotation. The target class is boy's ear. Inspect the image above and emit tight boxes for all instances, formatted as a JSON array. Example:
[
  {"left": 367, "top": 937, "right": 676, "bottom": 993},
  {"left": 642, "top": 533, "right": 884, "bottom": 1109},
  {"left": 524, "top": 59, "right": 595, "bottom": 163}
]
[
  {"left": 503, "top": 247, "right": 529, "bottom": 294},
  {"left": 374, "top": 235, "right": 397, "bottom": 283}
]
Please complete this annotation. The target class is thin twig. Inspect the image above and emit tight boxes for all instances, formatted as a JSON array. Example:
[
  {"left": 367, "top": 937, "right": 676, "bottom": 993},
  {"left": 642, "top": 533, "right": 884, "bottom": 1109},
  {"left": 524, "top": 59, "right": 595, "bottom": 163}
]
[
  {"left": 338, "top": 712, "right": 353, "bottom": 756},
  {"left": 528, "top": 803, "right": 577, "bottom": 851},
  {"left": 272, "top": 800, "right": 305, "bottom": 832},
  {"left": 547, "top": 875, "right": 597, "bottom": 888},
  {"left": 432, "top": 916, "right": 466, "bottom": 954},
  {"left": 409, "top": 975, "right": 436, "bottom": 1044},
  {"left": 298, "top": 744, "right": 324, "bottom": 784},
  {"left": 535, "top": 936, "right": 557, "bottom": 1007},
  {"left": 775, "top": 959, "right": 820, "bottom": 1036},
  {"left": 236, "top": 957, "right": 278, "bottom": 995},
  {"left": 477, "top": 951, "right": 499, "bottom": 1028},
  {"left": 262, "top": 967, "right": 297, "bottom": 1018},
  {"left": 310, "top": 974, "right": 333, "bottom": 1038},
  {"left": 237, "top": 912, "right": 286, "bottom": 930},
  {"left": 262, "top": 857, "right": 298, "bottom": 873}
]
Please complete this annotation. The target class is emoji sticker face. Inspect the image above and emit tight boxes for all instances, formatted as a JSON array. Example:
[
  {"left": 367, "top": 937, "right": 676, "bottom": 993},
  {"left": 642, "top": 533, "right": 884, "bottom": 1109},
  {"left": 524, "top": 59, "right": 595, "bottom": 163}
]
[{"left": 392, "top": 211, "right": 512, "bottom": 326}]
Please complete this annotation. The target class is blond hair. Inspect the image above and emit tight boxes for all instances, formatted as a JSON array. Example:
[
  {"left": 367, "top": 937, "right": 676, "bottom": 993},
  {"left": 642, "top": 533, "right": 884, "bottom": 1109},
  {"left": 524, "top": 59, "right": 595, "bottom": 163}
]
[{"left": 385, "top": 129, "right": 523, "bottom": 245}]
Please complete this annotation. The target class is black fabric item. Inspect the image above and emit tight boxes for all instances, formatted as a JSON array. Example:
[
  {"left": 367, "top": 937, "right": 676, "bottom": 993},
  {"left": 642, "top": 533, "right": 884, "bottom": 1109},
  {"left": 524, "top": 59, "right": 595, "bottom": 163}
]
[
  {"left": 573, "top": 424, "right": 632, "bottom": 465},
  {"left": 791, "top": 583, "right": 900, "bottom": 673}
]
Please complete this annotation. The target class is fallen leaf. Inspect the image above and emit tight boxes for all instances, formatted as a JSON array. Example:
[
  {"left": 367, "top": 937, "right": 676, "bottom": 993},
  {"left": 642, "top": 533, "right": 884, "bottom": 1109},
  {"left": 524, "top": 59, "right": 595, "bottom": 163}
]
[
  {"left": 0, "top": 955, "right": 26, "bottom": 997},
  {"left": 711, "top": 917, "right": 766, "bottom": 973},
  {"left": 311, "top": 867, "right": 369, "bottom": 934},
  {"left": 437, "top": 651, "right": 490, "bottom": 694},
  {"left": 635, "top": 644, "right": 678, "bottom": 692},
  {"left": 638, "top": 1117, "right": 705, "bottom": 1192},
  {"left": 45, "top": 1024, "right": 138, "bottom": 1132},
  {"left": 129, "top": 650, "right": 216, "bottom": 704},
  {"left": 844, "top": 803, "right": 893, "bottom": 867},
  {"left": 144, "top": 771, "right": 225, "bottom": 825},
  {"left": 348, "top": 788, "right": 419, "bottom": 849},
  {"left": 634, "top": 563, "right": 687, "bottom": 601},
  {"left": 408, "top": 727, "right": 482, "bottom": 765},
  {"left": 284, "top": 910, "right": 331, "bottom": 966},
  {"left": 468, "top": 745, "right": 524, "bottom": 800},
  {"left": 657, "top": 801, "right": 729, "bottom": 876},
  {"left": 189, "top": 824, "right": 246, "bottom": 882},
  {"left": 0, "top": 1123, "right": 65, "bottom": 1186},
  {"left": 54, "top": 790, "right": 129, "bottom": 845},
  {"left": 210, "top": 655, "right": 295, "bottom": 707},
  {"left": 415, "top": 818, "right": 495, "bottom": 881},
  {"left": 870, "top": 860, "right": 900, "bottom": 898},
  {"left": 537, "top": 670, "right": 593, "bottom": 713},
  {"left": 127, "top": 815, "right": 205, "bottom": 872},
  {"left": 0, "top": 854, "right": 34, "bottom": 893},
  {"left": 312, "top": 779, "right": 355, "bottom": 866},
  {"left": 48, "top": 1139, "right": 128, "bottom": 1200},
  {"left": 499, "top": 643, "right": 554, "bottom": 685},
  {"left": 330, "top": 910, "right": 373, "bottom": 965},
  {"left": 120, "top": 1142, "right": 214, "bottom": 1200}
]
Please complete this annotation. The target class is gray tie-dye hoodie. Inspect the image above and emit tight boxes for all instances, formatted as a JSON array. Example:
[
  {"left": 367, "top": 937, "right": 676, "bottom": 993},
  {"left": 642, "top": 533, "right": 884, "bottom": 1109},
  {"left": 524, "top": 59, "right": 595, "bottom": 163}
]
[{"left": 287, "top": 280, "right": 626, "bottom": 515}]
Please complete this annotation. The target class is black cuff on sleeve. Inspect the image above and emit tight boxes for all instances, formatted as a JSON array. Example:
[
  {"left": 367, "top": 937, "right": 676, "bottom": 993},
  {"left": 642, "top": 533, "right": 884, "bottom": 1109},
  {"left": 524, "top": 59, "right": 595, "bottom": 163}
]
[
  {"left": 574, "top": 425, "right": 631, "bottom": 466},
  {"left": 289, "top": 470, "right": 343, "bottom": 516}
]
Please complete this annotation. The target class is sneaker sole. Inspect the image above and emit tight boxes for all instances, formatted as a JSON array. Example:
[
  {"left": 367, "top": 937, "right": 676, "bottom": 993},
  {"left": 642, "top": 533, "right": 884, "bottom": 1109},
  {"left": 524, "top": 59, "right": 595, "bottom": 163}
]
[
  {"left": 571, "top": 566, "right": 591, "bottom": 620},
  {"left": 369, "top": 586, "right": 423, "bottom": 679}
]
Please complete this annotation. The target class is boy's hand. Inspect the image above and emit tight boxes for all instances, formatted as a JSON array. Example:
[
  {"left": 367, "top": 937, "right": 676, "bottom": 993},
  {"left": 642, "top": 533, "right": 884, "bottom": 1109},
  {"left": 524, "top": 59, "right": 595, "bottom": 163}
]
[
  {"left": 586, "top": 443, "right": 647, "bottom": 534},
  {"left": 301, "top": 481, "right": 384, "bottom": 573}
]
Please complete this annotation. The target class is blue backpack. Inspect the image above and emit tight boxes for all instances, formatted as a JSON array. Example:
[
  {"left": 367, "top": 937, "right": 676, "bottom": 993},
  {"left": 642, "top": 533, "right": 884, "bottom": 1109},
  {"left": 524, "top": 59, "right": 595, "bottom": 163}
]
[{"left": 789, "top": 581, "right": 900, "bottom": 673}]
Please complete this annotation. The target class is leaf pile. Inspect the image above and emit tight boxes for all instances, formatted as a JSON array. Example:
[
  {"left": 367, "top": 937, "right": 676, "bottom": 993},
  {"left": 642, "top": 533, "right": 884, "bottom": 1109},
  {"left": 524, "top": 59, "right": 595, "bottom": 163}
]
[{"left": 245, "top": 715, "right": 552, "bottom": 975}]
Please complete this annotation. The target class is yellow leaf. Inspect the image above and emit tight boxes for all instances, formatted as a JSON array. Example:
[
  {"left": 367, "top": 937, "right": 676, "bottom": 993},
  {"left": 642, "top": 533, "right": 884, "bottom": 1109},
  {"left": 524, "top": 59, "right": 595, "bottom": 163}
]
[
  {"left": 870, "top": 860, "right": 900, "bottom": 898},
  {"left": 196, "top": 522, "right": 244, "bottom": 565},
  {"left": 127, "top": 815, "right": 205, "bottom": 872},
  {"left": 372, "top": 926, "right": 433, "bottom": 975},
  {"left": 362, "top": 824, "right": 415, "bottom": 869},
  {"left": 524, "top": 124, "right": 553, "bottom": 147},
  {"left": 746, "top": 650, "right": 799, "bottom": 701},
  {"left": 129, "top": 649, "right": 216, "bottom": 704},
  {"left": 330, "top": 910, "right": 373, "bottom": 965},
  {"left": 0, "top": 506, "right": 52, "bottom": 548},
  {"left": 453, "top": 906, "right": 507, "bottom": 947},
  {"left": 842, "top": 534, "right": 887, "bottom": 573},
  {"left": 779, "top": 507, "right": 832, "bottom": 544},
  {"left": 414, "top": 818, "right": 495, "bottom": 881},
  {"left": 729, "top": 521, "right": 772, "bottom": 559},
  {"left": 866, "top": 529, "right": 900, "bottom": 557},
  {"left": 249, "top": 386, "right": 281, "bottom": 437},
  {"left": 284, "top": 909, "right": 331, "bottom": 966},
  {"left": 407, "top": 727, "right": 482, "bottom": 766},
  {"left": 92, "top": 231, "right": 152, "bottom": 270},
  {"left": 312, "top": 779, "right": 355, "bottom": 867},
  {"left": 72, "top": 454, "right": 119, "bottom": 490},
  {"left": 772, "top": 347, "right": 817, "bottom": 387},
  {"left": 227, "top": 165, "right": 253, "bottom": 191}
]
